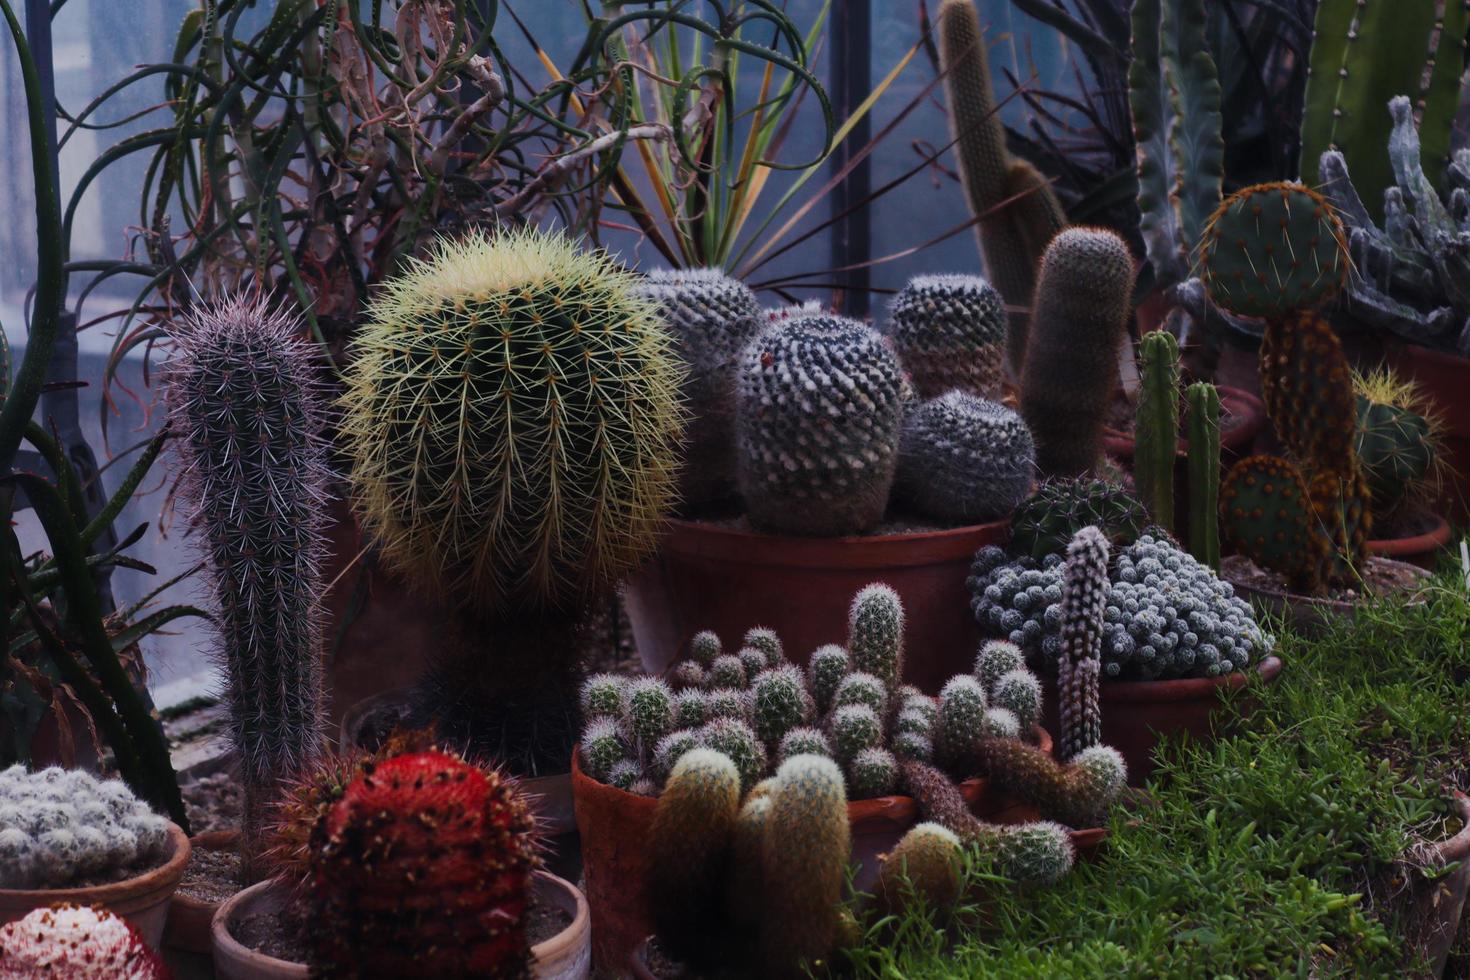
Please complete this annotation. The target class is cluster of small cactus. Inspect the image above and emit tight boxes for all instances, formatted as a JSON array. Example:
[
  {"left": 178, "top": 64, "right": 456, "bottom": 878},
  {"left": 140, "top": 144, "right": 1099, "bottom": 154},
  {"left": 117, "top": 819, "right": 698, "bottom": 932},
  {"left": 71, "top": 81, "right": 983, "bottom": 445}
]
[
  {"left": 895, "top": 392, "right": 1035, "bottom": 524},
  {"left": 1008, "top": 477, "right": 1151, "bottom": 562},
  {"left": 0, "top": 903, "right": 168, "bottom": 979},
  {"left": 636, "top": 268, "right": 765, "bottom": 511},
  {"left": 1199, "top": 184, "right": 1371, "bottom": 595},
  {"left": 734, "top": 313, "right": 907, "bottom": 535},
  {"left": 882, "top": 274, "right": 1007, "bottom": 400},
  {"left": 969, "top": 533, "right": 1271, "bottom": 680},
  {"left": 646, "top": 750, "right": 852, "bottom": 978},
  {"left": 164, "top": 295, "right": 331, "bottom": 880},
  {"left": 0, "top": 766, "right": 171, "bottom": 889},
  {"left": 307, "top": 747, "right": 539, "bottom": 978},
  {"left": 1018, "top": 228, "right": 1138, "bottom": 478}
]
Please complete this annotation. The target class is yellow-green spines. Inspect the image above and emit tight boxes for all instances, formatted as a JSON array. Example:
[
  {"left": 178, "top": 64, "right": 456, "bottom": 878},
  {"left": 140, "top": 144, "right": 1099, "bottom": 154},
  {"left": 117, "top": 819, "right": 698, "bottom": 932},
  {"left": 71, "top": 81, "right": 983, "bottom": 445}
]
[
  {"left": 848, "top": 583, "right": 904, "bottom": 692},
  {"left": 875, "top": 822, "right": 964, "bottom": 917},
  {"left": 760, "top": 754, "right": 850, "bottom": 978},
  {"left": 1198, "top": 182, "right": 1349, "bottom": 320},
  {"left": 1353, "top": 385, "right": 1443, "bottom": 519},
  {"left": 1134, "top": 330, "right": 1180, "bottom": 531},
  {"left": 646, "top": 749, "right": 742, "bottom": 969},
  {"left": 1019, "top": 228, "right": 1138, "bottom": 478},
  {"left": 339, "top": 227, "right": 685, "bottom": 614}
]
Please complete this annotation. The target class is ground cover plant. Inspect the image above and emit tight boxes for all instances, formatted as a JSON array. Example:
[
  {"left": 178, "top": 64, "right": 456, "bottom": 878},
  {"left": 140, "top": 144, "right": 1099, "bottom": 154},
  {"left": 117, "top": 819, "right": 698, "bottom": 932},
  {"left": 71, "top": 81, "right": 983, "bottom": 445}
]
[{"left": 846, "top": 577, "right": 1470, "bottom": 977}]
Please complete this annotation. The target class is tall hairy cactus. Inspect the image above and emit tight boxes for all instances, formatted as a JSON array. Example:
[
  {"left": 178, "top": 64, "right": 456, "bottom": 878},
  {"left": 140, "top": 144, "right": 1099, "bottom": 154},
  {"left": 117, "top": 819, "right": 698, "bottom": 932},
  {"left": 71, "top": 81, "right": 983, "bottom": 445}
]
[
  {"left": 884, "top": 274, "right": 1007, "bottom": 399},
  {"left": 1301, "top": 0, "right": 1468, "bottom": 222},
  {"left": 637, "top": 268, "right": 764, "bottom": 511},
  {"left": 1134, "top": 330, "right": 1180, "bottom": 531},
  {"left": 1186, "top": 382, "right": 1221, "bottom": 570},
  {"left": 1019, "top": 228, "right": 1138, "bottom": 477},
  {"left": 164, "top": 296, "right": 330, "bottom": 880},
  {"left": 735, "top": 314, "right": 905, "bottom": 535},
  {"left": 896, "top": 392, "right": 1035, "bottom": 524},
  {"left": 309, "top": 748, "right": 539, "bottom": 978},
  {"left": 938, "top": 0, "right": 1067, "bottom": 374},
  {"left": 0, "top": 904, "right": 168, "bottom": 979},
  {"left": 338, "top": 228, "right": 684, "bottom": 764},
  {"left": 1057, "top": 527, "right": 1108, "bottom": 761}
]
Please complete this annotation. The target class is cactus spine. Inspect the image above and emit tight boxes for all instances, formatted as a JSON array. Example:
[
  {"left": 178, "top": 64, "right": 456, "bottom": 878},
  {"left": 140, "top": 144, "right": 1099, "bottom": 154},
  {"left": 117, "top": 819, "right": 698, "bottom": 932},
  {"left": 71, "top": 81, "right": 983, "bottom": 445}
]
[
  {"left": 847, "top": 583, "right": 904, "bottom": 691},
  {"left": 1019, "top": 228, "right": 1138, "bottom": 478},
  {"left": 1057, "top": 527, "right": 1108, "bottom": 761},
  {"left": 874, "top": 822, "right": 964, "bottom": 917},
  {"left": 1186, "top": 382, "right": 1221, "bottom": 570},
  {"left": 896, "top": 392, "right": 1036, "bottom": 524},
  {"left": 0, "top": 903, "right": 169, "bottom": 979},
  {"left": 1134, "top": 330, "right": 1180, "bottom": 531},
  {"left": 937, "top": 0, "right": 1067, "bottom": 374},
  {"left": 884, "top": 274, "right": 1007, "bottom": 399},
  {"left": 165, "top": 296, "right": 330, "bottom": 880}
]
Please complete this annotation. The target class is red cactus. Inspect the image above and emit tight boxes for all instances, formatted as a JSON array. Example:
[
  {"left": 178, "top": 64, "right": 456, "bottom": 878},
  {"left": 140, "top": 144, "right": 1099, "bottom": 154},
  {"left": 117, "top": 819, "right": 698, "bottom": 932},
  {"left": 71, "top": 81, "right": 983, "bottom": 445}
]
[
  {"left": 0, "top": 903, "right": 171, "bottom": 979},
  {"left": 309, "top": 749, "right": 539, "bottom": 978}
]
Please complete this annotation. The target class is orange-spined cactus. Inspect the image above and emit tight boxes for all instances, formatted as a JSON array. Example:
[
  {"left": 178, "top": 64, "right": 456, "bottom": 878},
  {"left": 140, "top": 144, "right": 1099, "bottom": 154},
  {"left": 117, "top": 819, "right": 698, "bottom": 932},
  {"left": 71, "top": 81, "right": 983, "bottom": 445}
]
[{"left": 309, "top": 749, "right": 539, "bottom": 978}]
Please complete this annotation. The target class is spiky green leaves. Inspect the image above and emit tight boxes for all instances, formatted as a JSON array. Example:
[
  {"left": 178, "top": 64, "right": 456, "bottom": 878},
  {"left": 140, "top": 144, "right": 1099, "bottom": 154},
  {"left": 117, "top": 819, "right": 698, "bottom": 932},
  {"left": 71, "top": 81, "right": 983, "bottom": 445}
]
[
  {"left": 735, "top": 314, "right": 906, "bottom": 536},
  {"left": 848, "top": 584, "right": 904, "bottom": 691},
  {"left": 896, "top": 392, "right": 1036, "bottom": 524},
  {"left": 340, "top": 227, "right": 685, "bottom": 613},
  {"left": 884, "top": 274, "right": 1007, "bottom": 399},
  {"left": 1199, "top": 182, "right": 1348, "bottom": 319}
]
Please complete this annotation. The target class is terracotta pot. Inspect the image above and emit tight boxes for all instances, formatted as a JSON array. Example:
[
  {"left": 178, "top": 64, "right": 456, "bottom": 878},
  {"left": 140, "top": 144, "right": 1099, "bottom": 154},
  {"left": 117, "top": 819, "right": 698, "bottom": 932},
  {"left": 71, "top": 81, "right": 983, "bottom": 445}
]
[
  {"left": 1041, "top": 657, "right": 1284, "bottom": 787},
  {"left": 211, "top": 872, "right": 589, "bottom": 979},
  {"left": 624, "top": 517, "right": 1010, "bottom": 688},
  {"left": 1389, "top": 342, "right": 1470, "bottom": 525},
  {"left": 571, "top": 729, "right": 1054, "bottom": 971},
  {"left": 162, "top": 829, "right": 240, "bottom": 955},
  {"left": 1223, "top": 555, "right": 1431, "bottom": 637},
  {"left": 1367, "top": 510, "right": 1454, "bottom": 570},
  {"left": 1394, "top": 791, "right": 1470, "bottom": 978},
  {"left": 0, "top": 822, "right": 189, "bottom": 948}
]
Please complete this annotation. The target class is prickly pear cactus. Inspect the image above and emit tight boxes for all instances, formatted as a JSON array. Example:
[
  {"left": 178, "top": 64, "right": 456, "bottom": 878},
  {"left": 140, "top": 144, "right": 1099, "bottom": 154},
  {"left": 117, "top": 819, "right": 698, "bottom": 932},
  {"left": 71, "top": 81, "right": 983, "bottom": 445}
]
[
  {"left": 896, "top": 392, "right": 1036, "bottom": 524},
  {"left": 734, "top": 314, "right": 906, "bottom": 536},
  {"left": 1198, "top": 183, "right": 1349, "bottom": 319},
  {"left": 884, "top": 274, "right": 1007, "bottom": 399},
  {"left": 1220, "top": 455, "right": 1334, "bottom": 595}
]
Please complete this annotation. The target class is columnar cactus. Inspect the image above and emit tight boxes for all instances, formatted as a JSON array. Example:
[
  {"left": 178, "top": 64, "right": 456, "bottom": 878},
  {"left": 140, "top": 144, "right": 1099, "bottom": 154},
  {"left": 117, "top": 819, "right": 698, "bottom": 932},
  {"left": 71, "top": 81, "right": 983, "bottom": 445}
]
[
  {"left": 637, "top": 268, "right": 764, "bottom": 511},
  {"left": 832, "top": 673, "right": 888, "bottom": 717},
  {"left": 309, "top": 748, "right": 539, "bottom": 978},
  {"left": 759, "top": 754, "right": 851, "bottom": 978},
  {"left": 895, "top": 392, "right": 1036, "bottom": 524},
  {"left": 974, "top": 640, "right": 1025, "bottom": 692},
  {"left": 646, "top": 749, "right": 743, "bottom": 970},
  {"left": 1057, "top": 527, "right": 1109, "bottom": 761},
  {"left": 0, "top": 904, "right": 168, "bottom": 979},
  {"left": 1007, "top": 477, "right": 1150, "bottom": 561},
  {"left": 935, "top": 675, "right": 988, "bottom": 766},
  {"left": 1186, "top": 382, "right": 1222, "bottom": 570},
  {"left": 828, "top": 705, "right": 882, "bottom": 764},
  {"left": 1134, "top": 330, "right": 1180, "bottom": 531},
  {"left": 338, "top": 227, "right": 684, "bottom": 760},
  {"left": 884, "top": 274, "right": 1007, "bottom": 399},
  {"left": 1019, "top": 228, "right": 1138, "bottom": 478},
  {"left": 938, "top": 0, "right": 1067, "bottom": 374},
  {"left": 164, "top": 296, "right": 330, "bottom": 880},
  {"left": 627, "top": 678, "right": 675, "bottom": 748},
  {"left": 990, "top": 669, "right": 1042, "bottom": 734},
  {"left": 847, "top": 583, "right": 904, "bottom": 691},
  {"left": 735, "top": 313, "right": 906, "bottom": 536},
  {"left": 578, "top": 717, "right": 628, "bottom": 782},
  {"left": 1220, "top": 455, "right": 1334, "bottom": 594},
  {"left": 0, "top": 766, "right": 171, "bottom": 889}
]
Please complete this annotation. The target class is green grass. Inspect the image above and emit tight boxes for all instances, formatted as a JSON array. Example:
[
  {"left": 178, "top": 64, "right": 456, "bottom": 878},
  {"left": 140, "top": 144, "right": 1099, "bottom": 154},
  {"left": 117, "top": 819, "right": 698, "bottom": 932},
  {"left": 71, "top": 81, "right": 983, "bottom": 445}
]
[{"left": 846, "top": 579, "right": 1470, "bottom": 978}]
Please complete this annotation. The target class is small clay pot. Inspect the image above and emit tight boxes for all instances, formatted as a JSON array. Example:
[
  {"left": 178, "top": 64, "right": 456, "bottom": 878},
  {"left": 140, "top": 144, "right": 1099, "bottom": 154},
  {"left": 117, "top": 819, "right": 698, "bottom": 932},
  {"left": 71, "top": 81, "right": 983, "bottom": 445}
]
[
  {"left": 211, "top": 872, "right": 592, "bottom": 979},
  {"left": 1223, "top": 555, "right": 1431, "bottom": 636},
  {"left": 1367, "top": 510, "right": 1453, "bottom": 570},
  {"left": 161, "top": 828, "right": 241, "bottom": 956},
  {"left": 624, "top": 517, "right": 1011, "bottom": 688},
  {"left": 1395, "top": 791, "right": 1470, "bottom": 978},
  {"left": 0, "top": 821, "right": 190, "bottom": 948},
  {"left": 1041, "top": 657, "right": 1285, "bottom": 786}
]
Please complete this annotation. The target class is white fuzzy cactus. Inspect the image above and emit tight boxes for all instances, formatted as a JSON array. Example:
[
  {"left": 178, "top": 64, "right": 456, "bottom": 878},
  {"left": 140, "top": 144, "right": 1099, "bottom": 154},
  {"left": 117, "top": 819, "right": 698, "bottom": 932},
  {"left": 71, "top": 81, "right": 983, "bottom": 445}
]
[
  {"left": 0, "top": 903, "right": 167, "bottom": 978},
  {"left": 0, "top": 766, "right": 170, "bottom": 889}
]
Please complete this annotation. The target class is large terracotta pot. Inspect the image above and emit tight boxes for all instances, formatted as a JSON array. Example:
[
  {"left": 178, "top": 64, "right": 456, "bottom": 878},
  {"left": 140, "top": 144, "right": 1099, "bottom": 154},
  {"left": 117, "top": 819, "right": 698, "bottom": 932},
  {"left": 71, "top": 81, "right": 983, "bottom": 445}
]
[
  {"left": 211, "top": 872, "right": 591, "bottom": 979},
  {"left": 624, "top": 517, "right": 1010, "bottom": 688},
  {"left": 1396, "top": 792, "right": 1470, "bottom": 978},
  {"left": 1040, "top": 657, "right": 1283, "bottom": 787},
  {"left": 162, "top": 829, "right": 240, "bottom": 955},
  {"left": 0, "top": 822, "right": 189, "bottom": 948},
  {"left": 1367, "top": 511, "right": 1454, "bottom": 571},
  {"left": 1390, "top": 342, "right": 1470, "bottom": 524},
  {"left": 571, "top": 730, "right": 1056, "bottom": 971}
]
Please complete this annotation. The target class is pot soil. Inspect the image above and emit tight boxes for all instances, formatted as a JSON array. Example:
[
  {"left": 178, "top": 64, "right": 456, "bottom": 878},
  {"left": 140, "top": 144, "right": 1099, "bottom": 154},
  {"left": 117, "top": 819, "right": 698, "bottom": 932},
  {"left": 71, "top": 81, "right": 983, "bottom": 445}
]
[
  {"left": 0, "top": 822, "right": 190, "bottom": 948},
  {"left": 210, "top": 871, "right": 590, "bottom": 980},
  {"left": 1222, "top": 555, "right": 1431, "bottom": 636},
  {"left": 162, "top": 829, "right": 241, "bottom": 956},
  {"left": 1040, "top": 656, "right": 1284, "bottom": 787},
  {"left": 571, "top": 729, "right": 1067, "bottom": 972},
  {"left": 1366, "top": 506, "right": 1453, "bottom": 571},
  {"left": 624, "top": 516, "right": 1010, "bottom": 687},
  {"left": 1390, "top": 342, "right": 1470, "bottom": 524}
]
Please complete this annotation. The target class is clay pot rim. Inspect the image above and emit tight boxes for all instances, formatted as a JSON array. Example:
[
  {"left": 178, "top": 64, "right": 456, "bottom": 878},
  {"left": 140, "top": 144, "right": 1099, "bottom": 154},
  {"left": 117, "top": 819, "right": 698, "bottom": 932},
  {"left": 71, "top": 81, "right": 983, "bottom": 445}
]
[
  {"left": 529, "top": 870, "right": 590, "bottom": 965},
  {"left": 1103, "top": 385, "right": 1267, "bottom": 457},
  {"left": 1421, "top": 792, "right": 1470, "bottom": 866},
  {"left": 170, "top": 829, "right": 242, "bottom": 916},
  {"left": 1222, "top": 555, "right": 1433, "bottom": 613},
  {"left": 0, "top": 821, "right": 190, "bottom": 908},
  {"left": 1049, "top": 655, "right": 1284, "bottom": 704},
  {"left": 1366, "top": 510, "right": 1453, "bottom": 558},
  {"left": 662, "top": 515, "right": 1013, "bottom": 567}
]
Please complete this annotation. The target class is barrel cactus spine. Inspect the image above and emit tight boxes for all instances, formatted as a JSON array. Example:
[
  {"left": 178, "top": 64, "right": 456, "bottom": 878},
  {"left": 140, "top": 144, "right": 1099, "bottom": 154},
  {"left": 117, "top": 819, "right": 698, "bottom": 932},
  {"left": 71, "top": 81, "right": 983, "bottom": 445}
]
[
  {"left": 1186, "top": 382, "right": 1222, "bottom": 570},
  {"left": 896, "top": 392, "right": 1036, "bottom": 524},
  {"left": 735, "top": 314, "right": 906, "bottom": 536},
  {"left": 1134, "top": 330, "right": 1180, "bottom": 532},
  {"left": 884, "top": 274, "right": 1007, "bottom": 399},
  {"left": 164, "top": 295, "right": 331, "bottom": 880},
  {"left": 636, "top": 268, "right": 764, "bottom": 511},
  {"left": 1352, "top": 368, "right": 1447, "bottom": 520},
  {"left": 338, "top": 228, "right": 685, "bottom": 767}
]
